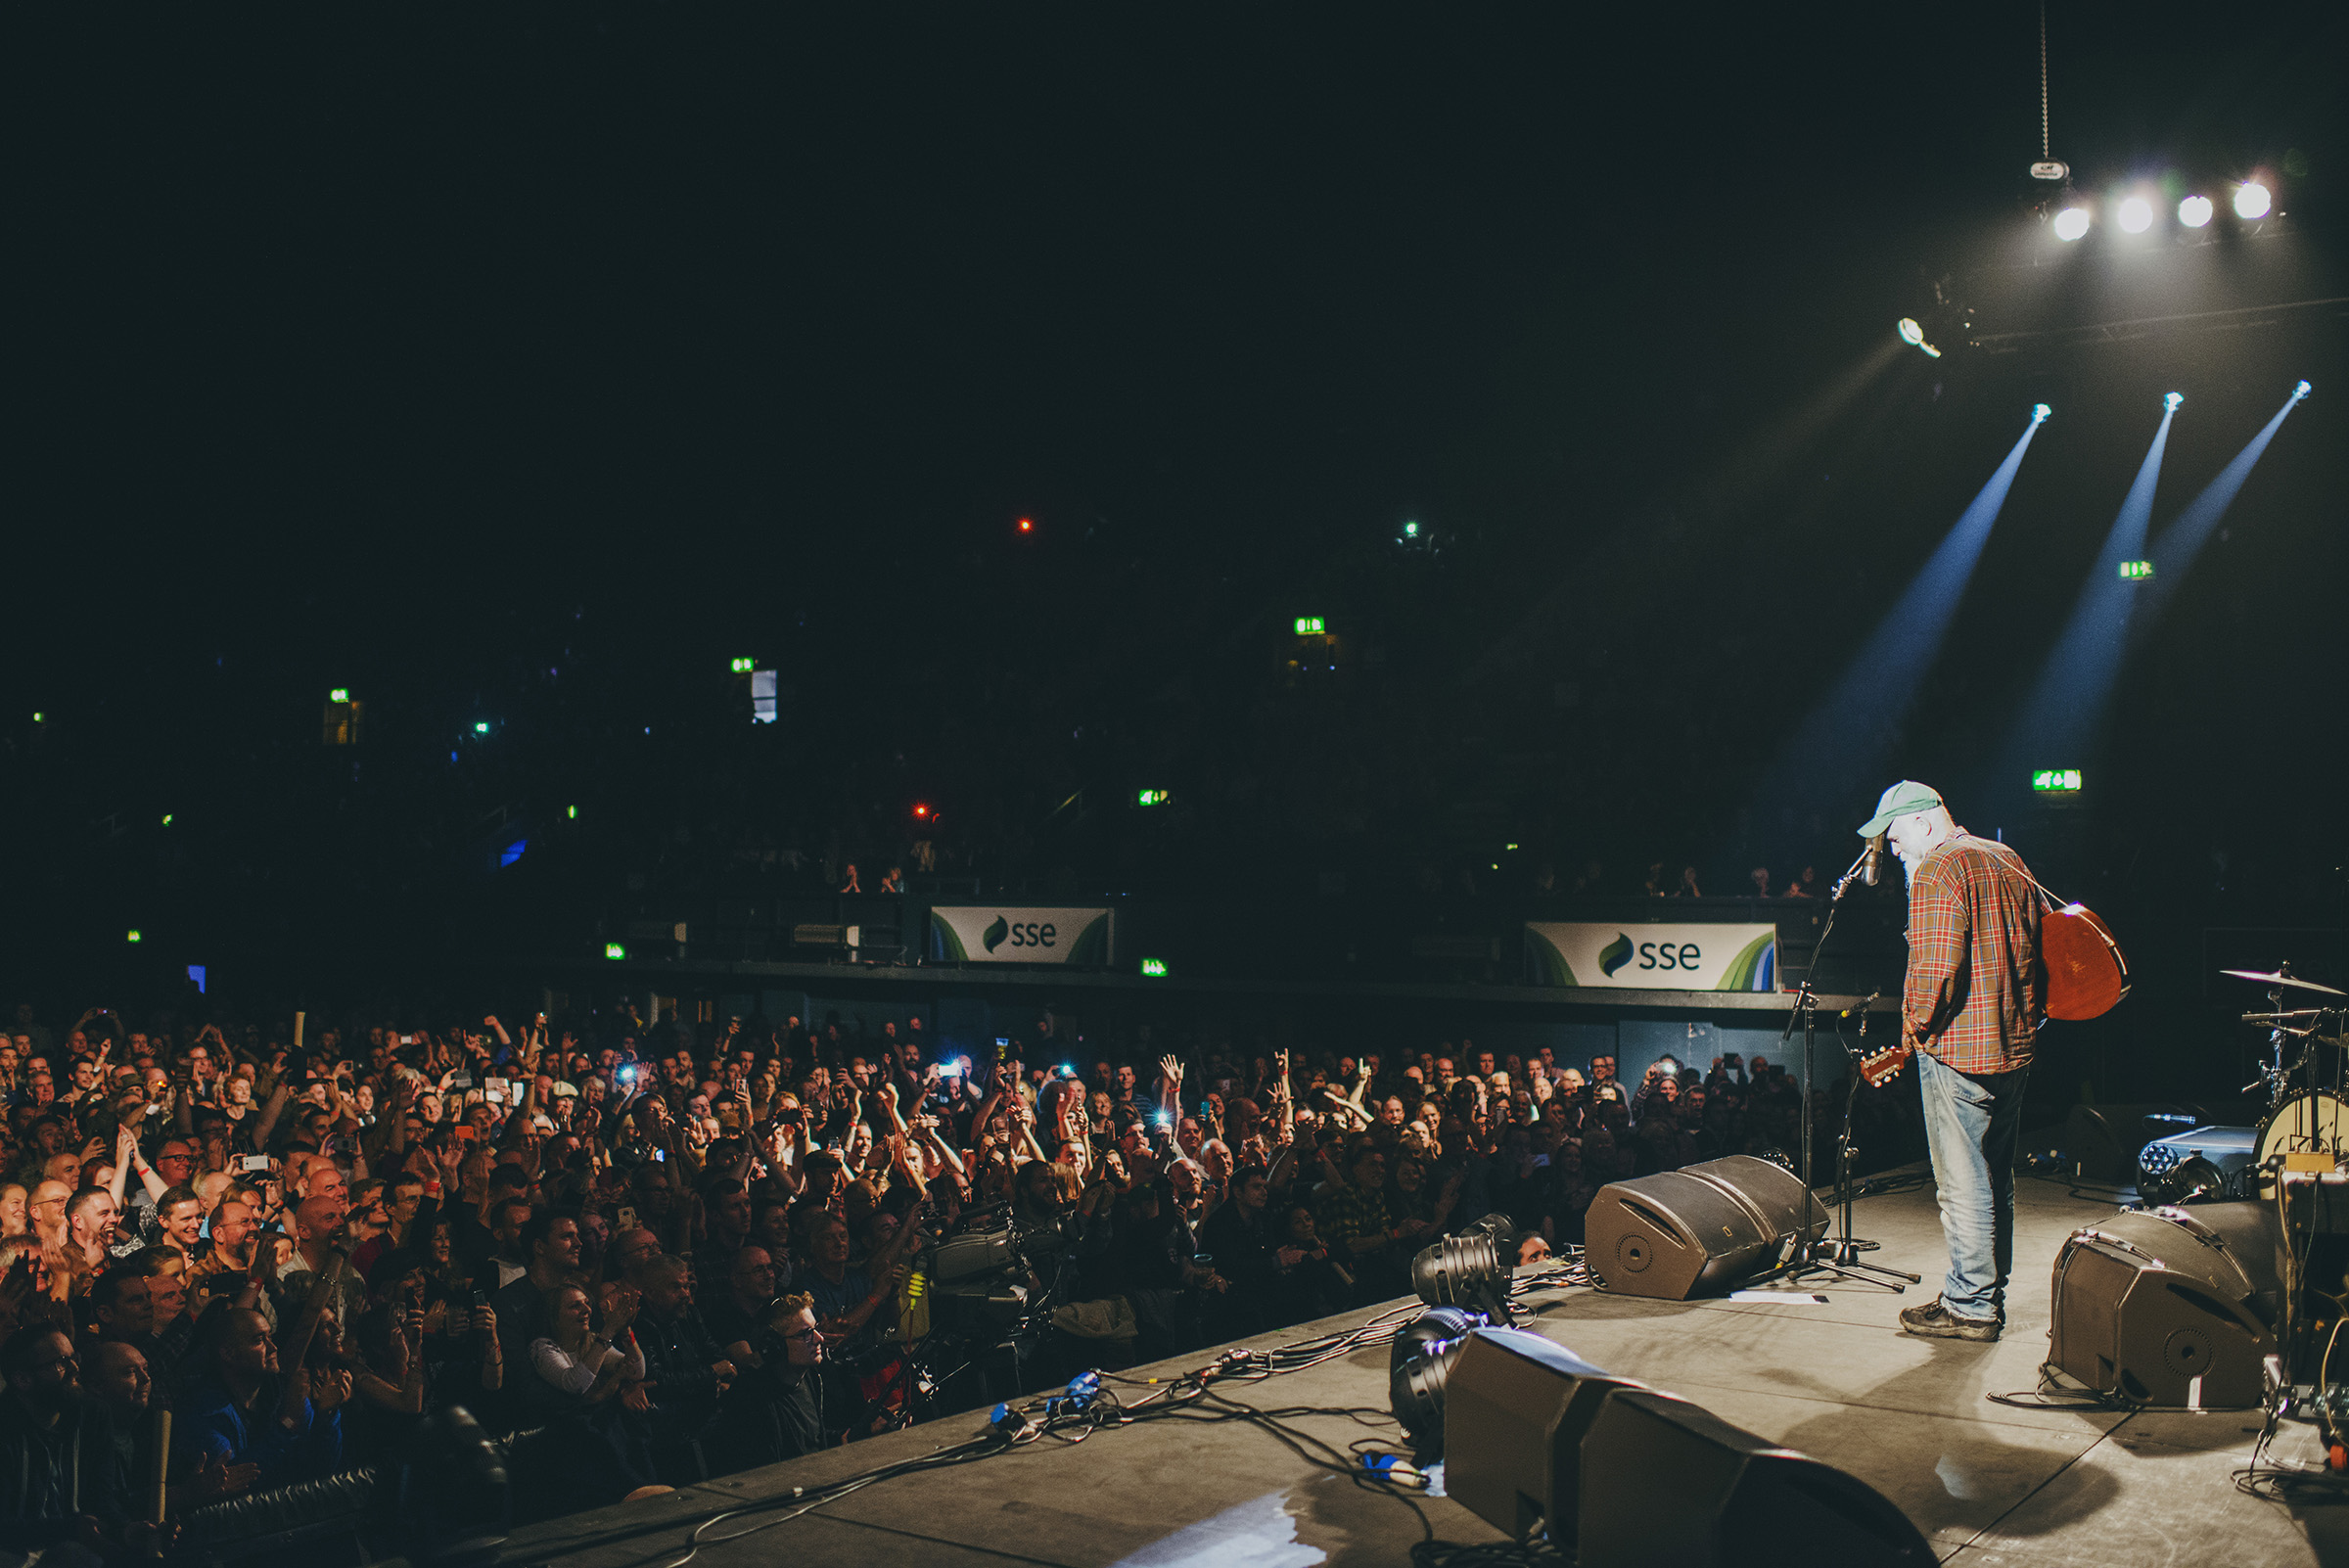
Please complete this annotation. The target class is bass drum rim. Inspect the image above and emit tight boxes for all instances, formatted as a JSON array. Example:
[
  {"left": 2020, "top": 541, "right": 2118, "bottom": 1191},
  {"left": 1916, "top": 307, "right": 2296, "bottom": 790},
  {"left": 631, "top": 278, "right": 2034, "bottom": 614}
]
[{"left": 2253, "top": 1089, "right": 2349, "bottom": 1191}]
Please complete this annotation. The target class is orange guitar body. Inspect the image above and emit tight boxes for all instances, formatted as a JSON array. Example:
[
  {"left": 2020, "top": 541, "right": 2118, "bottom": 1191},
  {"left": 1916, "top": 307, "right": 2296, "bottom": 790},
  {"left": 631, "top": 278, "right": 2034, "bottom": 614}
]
[{"left": 2042, "top": 902, "right": 2130, "bottom": 1021}]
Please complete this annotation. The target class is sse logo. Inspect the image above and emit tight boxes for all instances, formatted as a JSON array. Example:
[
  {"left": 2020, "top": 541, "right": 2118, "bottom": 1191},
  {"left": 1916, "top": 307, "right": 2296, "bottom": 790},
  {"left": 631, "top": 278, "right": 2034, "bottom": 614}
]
[
  {"left": 981, "top": 916, "right": 1059, "bottom": 954},
  {"left": 1599, "top": 932, "right": 1703, "bottom": 978}
]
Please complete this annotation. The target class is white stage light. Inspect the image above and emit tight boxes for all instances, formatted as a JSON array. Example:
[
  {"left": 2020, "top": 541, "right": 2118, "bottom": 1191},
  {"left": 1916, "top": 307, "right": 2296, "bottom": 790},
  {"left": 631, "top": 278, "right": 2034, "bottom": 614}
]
[
  {"left": 2178, "top": 195, "right": 2213, "bottom": 228},
  {"left": 2051, "top": 207, "right": 2091, "bottom": 242},
  {"left": 2116, "top": 197, "right": 2153, "bottom": 233},
  {"left": 2234, "top": 182, "right": 2272, "bottom": 220}
]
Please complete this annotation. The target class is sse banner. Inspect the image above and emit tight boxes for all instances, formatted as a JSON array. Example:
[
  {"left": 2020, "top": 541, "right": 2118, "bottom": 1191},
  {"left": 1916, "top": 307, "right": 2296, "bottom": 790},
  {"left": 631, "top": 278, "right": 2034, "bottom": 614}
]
[
  {"left": 930, "top": 906, "right": 1113, "bottom": 966},
  {"left": 1526, "top": 921, "right": 1775, "bottom": 992}
]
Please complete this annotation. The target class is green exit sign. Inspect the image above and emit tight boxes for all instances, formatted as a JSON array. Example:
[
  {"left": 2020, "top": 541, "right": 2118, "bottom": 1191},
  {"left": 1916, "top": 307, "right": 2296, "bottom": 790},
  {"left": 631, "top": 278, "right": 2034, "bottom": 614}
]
[
  {"left": 1293, "top": 617, "right": 1325, "bottom": 635},
  {"left": 1140, "top": 957, "right": 1170, "bottom": 978},
  {"left": 2032, "top": 769, "right": 2083, "bottom": 794},
  {"left": 604, "top": 942, "right": 627, "bottom": 960},
  {"left": 730, "top": 657, "right": 756, "bottom": 673},
  {"left": 2118, "top": 561, "right": 2153, "bottom": 580},
  {"left": 1137, "top": 788, "right": 1170, "bottom": 807}
]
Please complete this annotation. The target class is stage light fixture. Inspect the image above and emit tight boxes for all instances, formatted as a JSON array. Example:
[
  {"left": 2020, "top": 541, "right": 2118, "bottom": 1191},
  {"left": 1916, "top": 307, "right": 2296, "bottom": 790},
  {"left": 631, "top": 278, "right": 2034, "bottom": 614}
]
[
  {"left": 2164, "top": 392, "right": 2184, "bottom": 411},
  {"left": 2051, "top": 206, "right": 2091, "bottom": 241},
  {"left": 1412, "top": 1213, "right": 1517, "bottom": 1318},
  {"left": 2032, "top": 402, "right": 2051, "bottom": 422},
  {"left": 2116, "top": 196, "right": 2153, "bottom": 234},
  {"left": 2178, "top": 195, "right": 2214, "bottom": 228},
  {"left": 1388, "top": 1305, "right": 1486, "bottom": 1459},
  {"left": 1404, "top": 520, "right": 1420, "bottom": 538},
  {"left": 2234, "top": 181, "right": 2272, "bottom": 220},
  {"left": 1016, "top": 517, "right": 1035, "bottom": 534},
  {"left": 1895, "top": 318, "right": 1942, "bottom": 358},
  {"left": 2295, "top": 380, "right": 2313, "bottom": 399}
]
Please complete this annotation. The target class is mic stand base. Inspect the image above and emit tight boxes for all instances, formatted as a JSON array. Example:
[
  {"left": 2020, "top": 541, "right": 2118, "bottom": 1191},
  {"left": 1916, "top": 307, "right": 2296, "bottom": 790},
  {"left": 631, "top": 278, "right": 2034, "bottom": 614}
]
[{"left": 1747, "top": 1233, "right": 1914, "bottom": 1294}]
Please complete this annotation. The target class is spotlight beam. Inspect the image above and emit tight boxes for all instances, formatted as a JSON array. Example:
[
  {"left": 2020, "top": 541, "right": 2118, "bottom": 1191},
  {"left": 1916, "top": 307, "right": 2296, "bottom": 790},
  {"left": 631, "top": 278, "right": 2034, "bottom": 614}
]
[
  {"left": 1747, "top": 410, "right": 2048, "bottom": 824},
  {"left": 2135, "top": 386, "right": 2310, "bottom": 628},
  {"left": 1994, "top": 400, "right": 2178, "bottom": 799}
]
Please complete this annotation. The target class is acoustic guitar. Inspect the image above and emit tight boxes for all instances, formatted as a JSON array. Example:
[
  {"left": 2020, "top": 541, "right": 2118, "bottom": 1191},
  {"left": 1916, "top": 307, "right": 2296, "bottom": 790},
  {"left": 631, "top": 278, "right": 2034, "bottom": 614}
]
[
  {"left": 2042, "top": 901, "right": 2131, "bottom": 1021},
  {"left": 1854, "top": 899, "right": 2129, "bottom": 1088}
]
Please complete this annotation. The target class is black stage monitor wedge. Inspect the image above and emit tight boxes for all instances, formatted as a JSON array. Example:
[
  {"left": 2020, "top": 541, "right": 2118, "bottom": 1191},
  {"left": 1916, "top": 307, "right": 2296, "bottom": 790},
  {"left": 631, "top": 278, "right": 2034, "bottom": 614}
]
[
  {"left": 1579, "top": 1387, "right": 1935, "bottom": 1568},
  {"left": 1584, "top": 1154, "right": 1829, "bottom": 1300},
  {"left": 1444, "top": 1328, "right": 1642, "bottom": 1543},
  {"left": 2049, "top": 1202, "right": 2283, "bottom": 1408}
]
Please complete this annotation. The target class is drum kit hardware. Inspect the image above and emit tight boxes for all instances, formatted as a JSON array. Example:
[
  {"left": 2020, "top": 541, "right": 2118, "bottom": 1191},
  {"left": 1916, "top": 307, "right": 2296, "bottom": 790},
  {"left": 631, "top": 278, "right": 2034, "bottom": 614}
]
[{"left": 2224, "top": 965, "right": 2349, "bottom": 1193}]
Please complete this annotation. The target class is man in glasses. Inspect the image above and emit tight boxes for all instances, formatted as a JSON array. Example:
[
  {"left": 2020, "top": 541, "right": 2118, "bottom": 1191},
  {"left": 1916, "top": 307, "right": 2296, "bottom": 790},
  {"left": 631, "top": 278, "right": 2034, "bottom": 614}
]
[{"left": 0, "top": 1325, "right": 135, "bottom": 1546}]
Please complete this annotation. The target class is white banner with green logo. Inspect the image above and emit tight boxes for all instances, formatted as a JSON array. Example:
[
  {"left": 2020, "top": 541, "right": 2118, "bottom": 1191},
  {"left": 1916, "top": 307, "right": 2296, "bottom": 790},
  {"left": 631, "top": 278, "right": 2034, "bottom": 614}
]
[
  {"left": 1526, "top": 921, "right": 1776, "bottom": 991},
  {"left": 930, "top": 906, "right": 1113, "bottom": 966}
]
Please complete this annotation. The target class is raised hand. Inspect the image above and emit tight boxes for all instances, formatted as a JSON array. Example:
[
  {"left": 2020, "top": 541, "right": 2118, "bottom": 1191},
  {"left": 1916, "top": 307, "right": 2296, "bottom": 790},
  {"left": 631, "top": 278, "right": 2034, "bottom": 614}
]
[{"left": 194, "top": 1452, "right": 262, "bottom": 1499}]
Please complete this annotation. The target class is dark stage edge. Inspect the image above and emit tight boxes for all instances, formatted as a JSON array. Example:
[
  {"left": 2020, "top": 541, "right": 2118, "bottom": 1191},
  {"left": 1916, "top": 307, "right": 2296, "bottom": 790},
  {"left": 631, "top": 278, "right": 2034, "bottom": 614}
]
[{"left": 497, "top": 1174, "right": 2349, "bottom": 1568}]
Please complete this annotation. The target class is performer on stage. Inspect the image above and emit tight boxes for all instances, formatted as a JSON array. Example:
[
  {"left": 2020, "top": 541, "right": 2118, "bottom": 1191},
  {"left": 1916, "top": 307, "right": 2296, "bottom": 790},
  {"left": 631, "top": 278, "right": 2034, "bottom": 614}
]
[{"left": 1861, "top": 781, "right": 2045, "bottom": 1343}]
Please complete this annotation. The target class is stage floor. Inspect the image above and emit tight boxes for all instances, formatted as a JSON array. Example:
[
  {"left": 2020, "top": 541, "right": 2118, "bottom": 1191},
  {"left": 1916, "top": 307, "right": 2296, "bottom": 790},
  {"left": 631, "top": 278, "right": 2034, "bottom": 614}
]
[{"left": 501, "top": 1173, "right": 2349, "bottom": 1568}]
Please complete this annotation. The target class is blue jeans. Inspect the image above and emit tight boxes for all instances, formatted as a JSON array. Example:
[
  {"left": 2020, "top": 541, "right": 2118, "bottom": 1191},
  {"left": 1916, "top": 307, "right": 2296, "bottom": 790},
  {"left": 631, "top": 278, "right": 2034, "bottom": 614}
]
[{"left": 1915, "top": 1049, "right": 2030, "bottom": 1321}]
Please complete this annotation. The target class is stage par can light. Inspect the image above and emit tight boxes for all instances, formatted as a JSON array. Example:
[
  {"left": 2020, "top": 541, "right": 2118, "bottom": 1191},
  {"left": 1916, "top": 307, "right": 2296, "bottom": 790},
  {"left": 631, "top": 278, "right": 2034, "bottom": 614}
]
[
  {"left": 2033, "top": 402, "right": 2051, "bottom": 422},
  {"left": 2051, "top": 206, "right": 2091, "bottom": 241},
  {"left": 2234, "top": 182, "right": 2272, "bottom": 220},
  {"left": 1413, "top": 1227, "right": 1514, "bottom": 1317},
  {"left": 2165, "top": 392, "right": 2184, "bottom": 411},
  {"left": 2295, "top": 380, "right": 2313, "bottom": 399},
  {"left": 2178, "top": 194, "right": 2214, "bottom": 228},
  {"left": 2116, "top": 196, "right": 2153, "bottom": 234},
  {"left": 1389, "top": 1306, "right": 1486, "bottom": 1458}
]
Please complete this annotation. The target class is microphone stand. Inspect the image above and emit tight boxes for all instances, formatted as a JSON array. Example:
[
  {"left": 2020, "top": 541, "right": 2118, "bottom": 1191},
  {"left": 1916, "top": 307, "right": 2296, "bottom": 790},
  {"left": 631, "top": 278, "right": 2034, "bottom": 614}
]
[
  {"left": 1812, "top": 995, "right": 1921, "bottom": 1288},
  {"left": 1780, "top": 844, "right": 1869, "bottom": 1193},
  {"left": 1752, "top": 844, "right": 1913, "bottom": 1293}
]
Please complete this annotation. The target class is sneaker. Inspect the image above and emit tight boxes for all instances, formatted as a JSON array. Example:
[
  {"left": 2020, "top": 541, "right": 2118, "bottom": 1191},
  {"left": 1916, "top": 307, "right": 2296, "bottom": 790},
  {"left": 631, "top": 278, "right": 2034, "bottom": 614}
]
[{"left": 1899, "top": 1297, "right": 2001, "bottom": 1342}]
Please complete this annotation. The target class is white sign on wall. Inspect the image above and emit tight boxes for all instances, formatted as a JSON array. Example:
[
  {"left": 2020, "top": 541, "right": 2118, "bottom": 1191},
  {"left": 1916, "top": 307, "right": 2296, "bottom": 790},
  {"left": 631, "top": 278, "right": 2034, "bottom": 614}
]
[
  {"left": 1526, "top": 921, "right": 1776, "bottom": 991},
  {"left": 930, "top": 906, "right": 1113, "bottom": 966}
]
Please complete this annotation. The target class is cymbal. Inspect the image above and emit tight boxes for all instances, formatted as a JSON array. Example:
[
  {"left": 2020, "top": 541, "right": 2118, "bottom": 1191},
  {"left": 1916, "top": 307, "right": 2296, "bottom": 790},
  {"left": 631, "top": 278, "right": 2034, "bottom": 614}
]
[{"left": 2222, "top": 968, "right": 2349, "bottom": 996}]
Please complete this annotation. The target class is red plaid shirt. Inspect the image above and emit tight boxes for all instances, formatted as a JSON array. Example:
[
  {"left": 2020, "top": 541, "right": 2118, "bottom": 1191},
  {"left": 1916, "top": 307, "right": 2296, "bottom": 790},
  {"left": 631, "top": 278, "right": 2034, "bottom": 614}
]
[{"left": 1903, "top": 831, "right": 2045, "bottom": 1076}]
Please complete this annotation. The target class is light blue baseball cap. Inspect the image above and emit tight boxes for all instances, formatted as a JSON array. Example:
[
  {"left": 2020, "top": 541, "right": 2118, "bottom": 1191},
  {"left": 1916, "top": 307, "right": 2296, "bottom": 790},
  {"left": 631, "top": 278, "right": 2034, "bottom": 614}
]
[{"left": 1859, "top": 780, "right": 1943, "bottom": 838}]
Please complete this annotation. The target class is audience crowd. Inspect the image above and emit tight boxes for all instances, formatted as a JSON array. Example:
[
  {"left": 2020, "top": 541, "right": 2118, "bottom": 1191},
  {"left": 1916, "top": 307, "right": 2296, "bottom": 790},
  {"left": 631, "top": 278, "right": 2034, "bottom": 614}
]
[{"left": 0, "top": 994, "right": 1924, "bottom": 1556}]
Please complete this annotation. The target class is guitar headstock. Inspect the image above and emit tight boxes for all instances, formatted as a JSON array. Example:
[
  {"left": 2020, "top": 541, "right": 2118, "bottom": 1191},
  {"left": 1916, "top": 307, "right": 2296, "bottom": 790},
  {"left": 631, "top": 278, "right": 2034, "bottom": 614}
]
[{"left": 1858, "top": 1041, "right": 1912, "bottom": 1089}]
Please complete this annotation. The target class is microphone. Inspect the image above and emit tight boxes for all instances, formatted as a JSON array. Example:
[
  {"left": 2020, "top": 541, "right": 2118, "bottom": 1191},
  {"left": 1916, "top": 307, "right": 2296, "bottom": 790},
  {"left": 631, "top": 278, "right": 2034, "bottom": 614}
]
[
  {"left": 1863, "top": 833, "right": 1886, "bottom": 887},
  {"left": 1840, "top": 991, "right": 1880, "bottom": 1020}
]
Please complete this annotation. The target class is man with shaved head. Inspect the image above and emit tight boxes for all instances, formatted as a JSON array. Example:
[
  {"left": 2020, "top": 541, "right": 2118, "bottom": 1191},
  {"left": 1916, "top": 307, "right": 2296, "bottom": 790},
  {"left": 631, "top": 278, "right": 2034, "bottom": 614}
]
[
  {"left": 279, "top": 1195, "right": 366, "bottom": 1332},
  {"left": 26, "top": 1182, "right": 69, "bottom": 1253}
]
